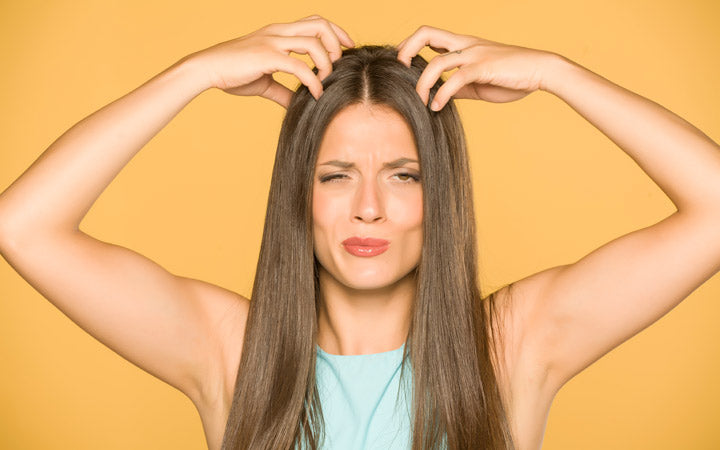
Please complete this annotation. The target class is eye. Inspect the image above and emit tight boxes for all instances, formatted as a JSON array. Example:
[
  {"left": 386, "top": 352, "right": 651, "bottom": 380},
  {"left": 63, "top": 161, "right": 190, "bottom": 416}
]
[
  {"left": 318, "top": 172, "right": 421, "bottom": 184},
  {"left": 394, "top": 172, "right": 421, "bottom": 183},
  {"left": 319, "top": 174, "right": 348, "bottom": 183}
]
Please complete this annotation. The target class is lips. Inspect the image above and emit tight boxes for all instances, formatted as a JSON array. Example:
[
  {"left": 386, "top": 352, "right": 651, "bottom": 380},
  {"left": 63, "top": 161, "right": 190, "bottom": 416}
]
[
  {"left": 342, "top": 236, "right": 390, "bottom": 257},
  {"left": 342, "top": 237, "right": 390, "bottom": 246}
]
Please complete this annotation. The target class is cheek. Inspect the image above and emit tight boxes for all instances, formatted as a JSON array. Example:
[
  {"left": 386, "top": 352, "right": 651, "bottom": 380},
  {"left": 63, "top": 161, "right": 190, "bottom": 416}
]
[
  {"left": 312, "top": 189, "right": 335, "bottom": 229},
  {"left": 396, "top": 190, "right": 423, "bottom": 226},
  {"left": 312, "top": 189, "right": 342, "bottom": 254},
  {"left": 402, "top": 191, "right": 424, "bottom": 250}
]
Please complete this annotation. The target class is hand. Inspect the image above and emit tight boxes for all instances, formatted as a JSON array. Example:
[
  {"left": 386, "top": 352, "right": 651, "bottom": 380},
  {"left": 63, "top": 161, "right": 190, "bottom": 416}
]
[
  {"left": 395, "top": 25, "right": 559, "bottom": 109},
  {"left": 186, "top": 14, "right": 355, "bottom": 108}
]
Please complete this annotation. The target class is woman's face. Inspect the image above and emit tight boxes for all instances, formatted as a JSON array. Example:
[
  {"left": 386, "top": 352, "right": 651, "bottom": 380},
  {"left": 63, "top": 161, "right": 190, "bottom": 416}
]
[{"left": 312, "top": 103, "right": 423, "bottom": 291}]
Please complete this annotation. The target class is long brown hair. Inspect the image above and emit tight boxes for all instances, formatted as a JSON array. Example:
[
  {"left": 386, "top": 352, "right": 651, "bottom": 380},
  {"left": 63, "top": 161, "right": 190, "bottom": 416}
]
[{"left": 221, "top": 44, "right": 515, "bottom": 450}]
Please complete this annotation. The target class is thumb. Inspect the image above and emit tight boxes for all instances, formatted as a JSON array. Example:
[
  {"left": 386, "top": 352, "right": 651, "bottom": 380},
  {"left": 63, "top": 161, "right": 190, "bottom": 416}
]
[{"left": 262, "top": 81, "right": 296, "bottom": 109}]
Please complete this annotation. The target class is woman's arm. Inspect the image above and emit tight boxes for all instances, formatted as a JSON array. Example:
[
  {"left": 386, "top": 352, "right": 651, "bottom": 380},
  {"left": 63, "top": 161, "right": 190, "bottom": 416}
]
[
  {"left": 540, "top": 54, "right": 720, "bottom": 215},
  {"left": 0, "top": 15, "right": 351, "bottom": 410},
  {"left": 0, "top": 53, "right": 237, "bottom": 408},
  {"left": 398, "top": 27, "right": 720, "bottom": 213},
  {"left": 396, "top": 25, "right": 720, "bottom": 397},
  {"left": 0, "top": 55, "right": 209, "bottom": 235},
  {"left": 523, "top": 54, "right": 720, "bottom": 388}
]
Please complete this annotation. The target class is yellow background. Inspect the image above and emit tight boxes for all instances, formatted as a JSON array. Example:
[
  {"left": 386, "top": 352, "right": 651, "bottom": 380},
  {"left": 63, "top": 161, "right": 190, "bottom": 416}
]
[{"left": 1, "top": 0, "right": 719, "bottom": 448}]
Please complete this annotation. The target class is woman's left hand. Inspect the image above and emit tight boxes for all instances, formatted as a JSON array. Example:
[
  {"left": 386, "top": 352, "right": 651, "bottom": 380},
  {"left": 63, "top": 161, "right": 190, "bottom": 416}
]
[{"left": 396, "top": 25, "right": 560, "bottom": 109}]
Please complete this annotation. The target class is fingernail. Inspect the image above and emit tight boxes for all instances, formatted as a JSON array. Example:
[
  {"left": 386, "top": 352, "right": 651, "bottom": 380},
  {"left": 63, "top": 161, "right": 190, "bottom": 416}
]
[{"left": 430, "top": 100, "right": 440, "bottom": 111}]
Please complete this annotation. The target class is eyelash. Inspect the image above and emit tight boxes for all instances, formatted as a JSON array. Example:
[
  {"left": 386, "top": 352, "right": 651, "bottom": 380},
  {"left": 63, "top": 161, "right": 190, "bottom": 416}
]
[{"left": 319, "top": 172, "right": 421, "bottom": 184}]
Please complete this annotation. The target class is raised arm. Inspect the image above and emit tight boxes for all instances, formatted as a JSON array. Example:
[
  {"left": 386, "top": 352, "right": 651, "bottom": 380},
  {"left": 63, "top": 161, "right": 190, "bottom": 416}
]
[
  {"left": 395, "top": 25, "right": 720, "bottom": 399},
  {"left": 0, "top": 51, "right": 241, "bottom": 407},
  {"left": 521, "top": 54, "right": 720, "bottom": 391},
  {"left": 0, "top": 14, "right": 354, "bottom": 414}
]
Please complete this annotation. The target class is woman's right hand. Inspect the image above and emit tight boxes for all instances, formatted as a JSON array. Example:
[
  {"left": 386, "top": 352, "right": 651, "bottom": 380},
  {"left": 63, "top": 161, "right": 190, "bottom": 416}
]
[{"left": 187, "top": 15, "right": 355, "bottom": 108}]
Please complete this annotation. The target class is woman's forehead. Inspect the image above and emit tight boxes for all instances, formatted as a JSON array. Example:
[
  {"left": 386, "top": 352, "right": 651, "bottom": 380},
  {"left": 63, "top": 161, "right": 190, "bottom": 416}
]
[
  {"left": 317, "top": 104, "right": 418, "bottom": 161},
  {"left": 317, "top": 156, "right": 420, "bottom": 171}
]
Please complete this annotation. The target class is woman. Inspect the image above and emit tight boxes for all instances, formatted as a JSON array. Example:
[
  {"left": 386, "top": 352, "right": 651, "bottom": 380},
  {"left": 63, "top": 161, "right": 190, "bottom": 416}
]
[{"left": 1, "top": 13, "right": 719, "bottom": 450}]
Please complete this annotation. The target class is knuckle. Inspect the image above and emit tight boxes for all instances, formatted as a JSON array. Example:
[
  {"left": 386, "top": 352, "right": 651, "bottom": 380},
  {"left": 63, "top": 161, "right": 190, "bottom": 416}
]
[
  {"left": 465, "top": 61, "right": 481, "bottom": 74},
  {"left": 453, "top": 68, "right": 467, "bottom": 82},
  {"left": 251, "top": 39, "right": 271, "bottom": 54},
  {"left": 310, "top": 16, "right": 329, "bottom": 26},
  {"left": 426, "top": 55, "right": 445, "bottom": 70},
  {"left": 423, "top": 58, "right": 438, "bottom": 71},
  {"left": 258, "top": 38, "right": 276, "bottom": 51},
  {"left": 320, "top": 20, "right": 335, "bottom": 36},
  {"left": 309, "top": 36, "right": 327, "bottom": 52},
  {"left": 262, "top": 23, "right": 280, "bottom": 34},
  {"left": 469, "top": 36, "right": 484, "bottom": 45},
  {"left": 469, "top": 41, "right": 484, "bottom": 51},
  {"left": 289, "top": 58, "right": 306, "bottom": 72}
]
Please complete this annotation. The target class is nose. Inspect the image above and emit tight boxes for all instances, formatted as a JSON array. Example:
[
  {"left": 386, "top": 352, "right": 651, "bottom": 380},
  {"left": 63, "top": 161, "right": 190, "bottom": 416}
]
[{"left": 351, "top": 176, "right": 385, "bottom": 223}]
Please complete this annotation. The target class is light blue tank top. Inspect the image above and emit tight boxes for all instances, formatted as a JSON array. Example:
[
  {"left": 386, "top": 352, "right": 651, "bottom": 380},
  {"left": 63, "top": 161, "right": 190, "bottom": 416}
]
[{"left": 313, "top": 342, "right": 413, "bottom": 449}]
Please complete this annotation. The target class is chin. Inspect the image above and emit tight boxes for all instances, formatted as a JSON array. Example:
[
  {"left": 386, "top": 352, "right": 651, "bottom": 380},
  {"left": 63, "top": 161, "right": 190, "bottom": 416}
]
[
  {"left": 342, "top": 276, "right": 398, "bottom": 291},
  {"left": 340, "top": 265, "right": 417, "bottom": 291}
]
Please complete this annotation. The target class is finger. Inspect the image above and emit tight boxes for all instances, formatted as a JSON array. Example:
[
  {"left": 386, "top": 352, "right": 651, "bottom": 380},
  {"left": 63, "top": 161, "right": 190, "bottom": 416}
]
[
  {"left": 287, "top": 16, "right": 354, "bottom": 61},
  {"left": 271, "top": 54, "right": 324, "bottom": 100},
  {"left": 300, "top": 16, "right": 356, "bottom": 49},
  {"left": 415, "top": 50, "right": 467, "bottom": 105},
  {"left": 428, "top": 66, "right": 473, "bottom": 111},
  {"left": 262, "top": 79, "right": 296, "bottom": 109},
  {"left": 396, "top": 25, "right": 461, "bottom": 67},
  {"left": 329, "top": 21, "right": 356, "bottom": 48},
  {"left": 274, "top": 35, "right": 333, "bottom": 81}
]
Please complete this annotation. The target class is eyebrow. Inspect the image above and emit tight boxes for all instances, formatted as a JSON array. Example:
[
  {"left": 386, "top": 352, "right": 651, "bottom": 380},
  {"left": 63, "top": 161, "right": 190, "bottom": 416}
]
[{"left": 318, "top": 157, "right": 419, "bottom": 170}]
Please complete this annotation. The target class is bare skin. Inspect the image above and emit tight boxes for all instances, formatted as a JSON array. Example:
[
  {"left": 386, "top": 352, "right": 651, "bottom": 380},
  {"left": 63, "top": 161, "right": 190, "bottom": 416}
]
[
  {"left": 312, "top": 103, "right": 424, "bottom": 356},
  {"left": 2, "top": 15, "right": 720, "bottom": 450}
]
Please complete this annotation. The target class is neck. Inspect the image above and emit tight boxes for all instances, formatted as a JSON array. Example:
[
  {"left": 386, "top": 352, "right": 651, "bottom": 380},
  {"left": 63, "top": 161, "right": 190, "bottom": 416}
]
[{"left": 316, "top": 266, "right": 416, "bottom": 356}]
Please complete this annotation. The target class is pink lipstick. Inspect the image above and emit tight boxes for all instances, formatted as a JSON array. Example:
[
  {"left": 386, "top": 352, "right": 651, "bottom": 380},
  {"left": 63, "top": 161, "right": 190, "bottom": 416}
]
[{"left": 342, "top": 237, "right": 390, "bottom": 257}]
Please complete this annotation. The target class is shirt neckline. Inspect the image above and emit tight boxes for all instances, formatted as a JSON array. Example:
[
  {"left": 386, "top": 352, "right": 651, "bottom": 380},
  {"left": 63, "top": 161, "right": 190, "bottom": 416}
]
[{"left": 316, "top": 342, "right": 405, "bottom": 357}]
